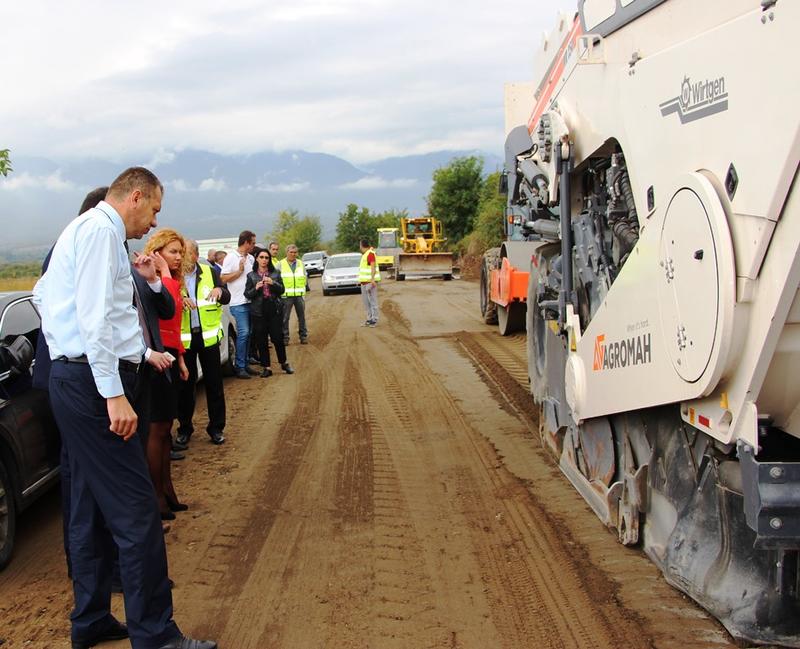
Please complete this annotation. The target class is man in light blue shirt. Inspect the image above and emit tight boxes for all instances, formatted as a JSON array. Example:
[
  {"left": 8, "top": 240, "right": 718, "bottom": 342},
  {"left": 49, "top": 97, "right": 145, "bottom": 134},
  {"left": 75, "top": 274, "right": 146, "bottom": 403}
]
[{"left": 33, "top": 167, "right": 216, "bottom": 649}]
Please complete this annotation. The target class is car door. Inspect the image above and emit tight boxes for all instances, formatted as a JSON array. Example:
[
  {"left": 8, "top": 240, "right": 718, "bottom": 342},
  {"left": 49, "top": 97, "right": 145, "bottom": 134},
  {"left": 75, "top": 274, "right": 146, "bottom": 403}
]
[{"left": 0, "top": 298, "right": 59, "bottom": 492}]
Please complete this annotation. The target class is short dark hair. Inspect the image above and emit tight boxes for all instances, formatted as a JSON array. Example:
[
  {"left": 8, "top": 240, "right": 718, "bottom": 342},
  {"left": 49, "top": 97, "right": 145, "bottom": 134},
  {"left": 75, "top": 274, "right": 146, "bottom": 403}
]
[
  {"left": 78, "top": 186, "right": 109, "bottom": 215},
  {"left": 107, "top": 167, "right": 164, "bottom": 200},
  {"left": 360, "top": 238, "right": 370, "bottom": 248},
  {"left": 238, "top": 230, "right": 256, "bottom": 246}
]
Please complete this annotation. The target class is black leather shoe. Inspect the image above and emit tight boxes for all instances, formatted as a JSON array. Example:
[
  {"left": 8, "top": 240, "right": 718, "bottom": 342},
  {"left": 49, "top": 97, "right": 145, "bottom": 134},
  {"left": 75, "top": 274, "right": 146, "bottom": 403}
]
[
  {"left": 300, "top": 338, "right": 309, "bottom": 345},
  {"left": 234, "top": 369, "right": 251, "bottom": 380},
  {"left": 175, "top": 433, "right": 191, "bottom": 446},
  {"left": 172, "top": 440, "right": 188, "bottom": 451},
  {"left": 170, "top": 450, "right": 185, "bottom": 461},
  {"left": 245, "top": 366, "right": 259, "bottom": 376},
  {"left": 72, "top": 617, "right": 128, "bottom": 648},
  {"left": 161, "top": 510, "right": 176, "bottom": 521},
  {"left": 210, "top": 432, "right": 225, "bottom": 445},
  {"left": 281, "top": 363, "right": 295, "bottom": 374},
  {"left": 156, "top": 636, "right": 217, "bottom": 649},
  {"left": 260, "top": 368, "right": 271, "bottom": 378}
]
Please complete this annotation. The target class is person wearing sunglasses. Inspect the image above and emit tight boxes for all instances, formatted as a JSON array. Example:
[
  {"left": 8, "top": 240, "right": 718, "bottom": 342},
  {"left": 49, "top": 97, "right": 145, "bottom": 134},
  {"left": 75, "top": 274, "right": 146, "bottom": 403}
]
[{"left": 244, "top": 248, "right": 294, "bottom": 377}]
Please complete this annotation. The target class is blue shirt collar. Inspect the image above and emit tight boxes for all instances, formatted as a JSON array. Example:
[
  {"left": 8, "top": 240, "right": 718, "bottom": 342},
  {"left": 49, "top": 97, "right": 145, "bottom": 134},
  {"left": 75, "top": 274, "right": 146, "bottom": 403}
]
[{"left": 93, "top": 200, "right": 126, "bottom": 243}]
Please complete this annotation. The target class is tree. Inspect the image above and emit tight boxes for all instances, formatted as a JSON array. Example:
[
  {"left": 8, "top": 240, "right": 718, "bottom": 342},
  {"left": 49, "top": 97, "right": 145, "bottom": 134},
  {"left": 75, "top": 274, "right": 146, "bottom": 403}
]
[
  {"left": 334, "top": 204, "right": 405, "bottom": 252},
  {"left": 426, "top": 156, "right": 484, "bottom": 242},
  {"left": 268, "top": 208, "right": 322, "bottom": 255},
  {"left": 472, "top": 171, "right": 506, "bottom": 249},
  {"left": 0, "top": 149, "right": 12, "bottom": 177}
]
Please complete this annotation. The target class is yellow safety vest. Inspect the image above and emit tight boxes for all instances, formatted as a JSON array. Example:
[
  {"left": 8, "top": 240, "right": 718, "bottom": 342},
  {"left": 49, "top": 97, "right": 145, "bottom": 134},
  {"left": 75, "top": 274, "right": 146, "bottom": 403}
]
[
  {"left": 279, "top": 258, "right": 307, "bottom": 297},
  {"left": 181, "top": 264, "right": 224, "bottom": 348},
  {"left": 359, "top": 248, "right": 381, "bottom": 283}
]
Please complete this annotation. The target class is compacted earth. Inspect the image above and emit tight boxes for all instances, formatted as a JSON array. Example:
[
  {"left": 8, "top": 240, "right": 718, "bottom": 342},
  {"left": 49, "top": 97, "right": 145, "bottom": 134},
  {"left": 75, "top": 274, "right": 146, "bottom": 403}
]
[{"left": 0, "top": 279, "right": 737, "bottom": 649}]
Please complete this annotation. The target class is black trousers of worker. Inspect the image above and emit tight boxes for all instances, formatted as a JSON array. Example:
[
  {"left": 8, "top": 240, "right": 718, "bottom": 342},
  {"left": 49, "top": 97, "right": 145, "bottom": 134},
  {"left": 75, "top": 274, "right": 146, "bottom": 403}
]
[
  {"left": 49, "top": 361, "right": 178, "bottom": 649},
  {"left": 281, "top": 295, "right": 307, "bottom": 342},
  {"left": 177, "top": 330, "right": 226, "bottom": 439},
  {"left": 252, "top": 301, "right": 287, "bottom": 367}
]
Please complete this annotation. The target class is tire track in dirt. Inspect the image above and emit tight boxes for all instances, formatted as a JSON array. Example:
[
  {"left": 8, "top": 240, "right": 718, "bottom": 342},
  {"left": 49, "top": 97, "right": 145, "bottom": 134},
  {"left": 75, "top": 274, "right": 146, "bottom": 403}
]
[
  {"left": 188, "top": 360, "right": 325, "bottom": 638},
  {"left": 451, "top": 328, "right": 735, "bottom": 648},
  {"left": 334, "top": 354, "right": 374, "bottom": 524},
  {"left": 361, "top": 357, "right": 445, "bottom": 649},
  {"left": 375, "top": 304, "right": 653, "bottom": 649}
]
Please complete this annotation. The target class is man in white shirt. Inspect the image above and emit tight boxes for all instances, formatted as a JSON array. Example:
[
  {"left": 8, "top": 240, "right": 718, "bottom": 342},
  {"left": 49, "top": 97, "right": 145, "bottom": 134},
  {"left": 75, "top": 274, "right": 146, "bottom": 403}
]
[
  {"left": 220, "top": 229, "right": 257, "bottom": 379},
  {"left": 33, "top": 167, "right": 216, "bottom": 649}
]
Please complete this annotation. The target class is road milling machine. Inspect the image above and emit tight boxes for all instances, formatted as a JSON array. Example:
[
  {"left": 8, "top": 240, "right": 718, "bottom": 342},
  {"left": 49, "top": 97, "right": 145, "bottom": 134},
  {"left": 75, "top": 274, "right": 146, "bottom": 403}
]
[
  {"left": 395, "top": 216, "right": 453, "bottom": 281},
  {"left": 494, "top": 0, "right": 800, "bottom": 645}
]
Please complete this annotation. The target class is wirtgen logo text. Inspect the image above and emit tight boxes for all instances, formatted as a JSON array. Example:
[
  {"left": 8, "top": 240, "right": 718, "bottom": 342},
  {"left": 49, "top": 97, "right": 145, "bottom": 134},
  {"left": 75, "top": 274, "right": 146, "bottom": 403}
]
[
  {"left": 660, "top": 74, "right": 728, "bottom": 124},
  {"left": 593, "top": 333, "right": 652, "bottom": 371}
]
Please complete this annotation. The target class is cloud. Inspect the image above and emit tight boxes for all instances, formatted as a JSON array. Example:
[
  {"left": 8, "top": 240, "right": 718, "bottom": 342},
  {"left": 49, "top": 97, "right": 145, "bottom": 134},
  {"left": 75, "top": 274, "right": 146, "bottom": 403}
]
[
  {"left": 0, "top": 0, "right": 576, "bottom": 163},
  {"left": 146, "top": 148, "right": 177, "bottom": 168},
  {"left": 198, "top": 178, "right": 228, "bottom": 192},
  {"left": 339, "top": 176, "right": 417, "bottom": 190},
  {"left": 254, "top": 181, "right": 310, "bottom": 193},
  {"left": 167, "top": 179, "right": 191, "bottom": 192},
  {"left": 0, "top": 171, "right": 76, "bottom": 192}
]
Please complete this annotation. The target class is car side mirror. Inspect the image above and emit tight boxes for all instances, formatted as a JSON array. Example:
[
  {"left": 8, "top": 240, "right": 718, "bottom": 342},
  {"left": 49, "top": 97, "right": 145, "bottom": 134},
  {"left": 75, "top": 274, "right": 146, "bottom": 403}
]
[{"left": 0, "top": 335, "right": 34, "bottom": 376}]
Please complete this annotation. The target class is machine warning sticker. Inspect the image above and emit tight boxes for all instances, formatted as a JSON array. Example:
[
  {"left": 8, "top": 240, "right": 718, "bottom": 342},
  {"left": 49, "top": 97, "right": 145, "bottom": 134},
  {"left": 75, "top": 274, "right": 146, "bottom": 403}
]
[
  {"left": 593, "top": 333, "right": 652, "bottom": 371},
  {"left": 659, "top": 74, "right": 728, "bottom": 124}
]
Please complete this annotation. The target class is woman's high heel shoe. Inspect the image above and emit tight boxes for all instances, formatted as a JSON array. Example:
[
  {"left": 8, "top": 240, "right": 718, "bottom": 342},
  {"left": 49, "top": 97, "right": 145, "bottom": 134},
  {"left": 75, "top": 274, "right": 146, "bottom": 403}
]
[{"left": 166, "top": 496, "right": 188, "bottom": 512}]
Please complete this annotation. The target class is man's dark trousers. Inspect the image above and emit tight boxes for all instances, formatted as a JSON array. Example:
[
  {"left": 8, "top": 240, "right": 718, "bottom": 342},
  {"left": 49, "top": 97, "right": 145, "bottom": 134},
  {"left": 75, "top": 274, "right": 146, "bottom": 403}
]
[
  {"left": 177, "top": 330, "right": 226, "bottom": 439},
  {"left": 49, "top": 360, "right": 179, "bottom": 649},
  {"left": 281, "top": 296, "right": 307, "bottom": 342}
]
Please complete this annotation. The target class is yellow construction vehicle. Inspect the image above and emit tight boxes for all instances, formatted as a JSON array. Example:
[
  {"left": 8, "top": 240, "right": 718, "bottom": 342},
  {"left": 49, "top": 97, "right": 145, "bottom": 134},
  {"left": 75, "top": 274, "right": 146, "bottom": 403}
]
[
  {"left": 396, "top": 216, "right": 453, "bottom": 281},
  {"left": 375, "top": 227, "right": 401, "bottom": 272}
]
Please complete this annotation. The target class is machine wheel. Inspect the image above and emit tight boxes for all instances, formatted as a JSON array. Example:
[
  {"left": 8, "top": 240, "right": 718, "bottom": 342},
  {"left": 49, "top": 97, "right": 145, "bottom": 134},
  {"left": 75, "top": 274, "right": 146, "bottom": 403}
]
[
  {"left": 0, "top": 459, "right": 17, "bottom": 570},
  {"left": 497, "top": 302, "right": 525, "bottom": 336},
  {"left": 480, "top": 247, "right": 500, "bottom": 324},
  {"left": 396, "top": 273, "right": 405, "bottom": 281}
]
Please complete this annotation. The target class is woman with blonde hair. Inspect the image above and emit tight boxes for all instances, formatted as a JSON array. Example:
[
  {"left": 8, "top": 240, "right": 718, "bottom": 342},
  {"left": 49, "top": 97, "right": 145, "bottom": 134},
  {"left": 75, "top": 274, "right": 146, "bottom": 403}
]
[{"left": 143, "top": 228, "right": 190, "bottom": 520}]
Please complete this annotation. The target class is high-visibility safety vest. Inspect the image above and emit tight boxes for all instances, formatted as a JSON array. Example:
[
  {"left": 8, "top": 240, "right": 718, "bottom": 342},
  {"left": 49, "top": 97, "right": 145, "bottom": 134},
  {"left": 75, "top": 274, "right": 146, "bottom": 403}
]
[
  {"left": 359, "top": 248, "right": 381, "bottom": 283},
  {"left": 278, "top": 258, "right": 307, "bottom": 297},
  {"left": 181, "top": 264, "right": 224, "bottom": 348}
]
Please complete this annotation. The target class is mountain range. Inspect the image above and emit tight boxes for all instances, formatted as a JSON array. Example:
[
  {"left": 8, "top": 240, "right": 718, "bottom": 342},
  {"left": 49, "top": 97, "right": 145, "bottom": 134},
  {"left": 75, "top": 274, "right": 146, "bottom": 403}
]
[{"left": 0, "top": 148, "right": 503, "bottom": 261}]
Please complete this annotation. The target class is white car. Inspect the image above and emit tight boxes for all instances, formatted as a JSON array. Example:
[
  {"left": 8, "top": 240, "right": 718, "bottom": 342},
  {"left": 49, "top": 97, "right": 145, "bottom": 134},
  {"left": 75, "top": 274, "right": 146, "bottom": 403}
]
[
  {"left": 302, "top": 250, "right": 328, "bottom": 276},
  {"left": 321, "top": 253, "right": 362, "bottom": 296}
]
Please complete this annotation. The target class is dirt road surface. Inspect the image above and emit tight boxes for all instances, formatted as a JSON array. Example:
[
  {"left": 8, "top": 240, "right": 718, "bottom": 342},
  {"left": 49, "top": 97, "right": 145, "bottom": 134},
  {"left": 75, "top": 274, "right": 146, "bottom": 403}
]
[{"left": 0, "top": 279, "right": 738, "bottom": 649}]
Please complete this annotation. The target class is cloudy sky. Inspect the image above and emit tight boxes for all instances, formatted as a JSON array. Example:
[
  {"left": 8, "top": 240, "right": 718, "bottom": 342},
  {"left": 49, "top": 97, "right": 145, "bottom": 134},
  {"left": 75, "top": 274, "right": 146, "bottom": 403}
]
[{"left": 1, "top": 0, "right": 576, "bottom": 165}]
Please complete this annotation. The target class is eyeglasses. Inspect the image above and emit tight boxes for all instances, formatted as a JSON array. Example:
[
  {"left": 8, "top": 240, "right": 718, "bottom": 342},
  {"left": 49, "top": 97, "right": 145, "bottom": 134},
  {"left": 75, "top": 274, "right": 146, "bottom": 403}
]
[{"left": 257, "top": 255, "right": 269, "bottom": 259}]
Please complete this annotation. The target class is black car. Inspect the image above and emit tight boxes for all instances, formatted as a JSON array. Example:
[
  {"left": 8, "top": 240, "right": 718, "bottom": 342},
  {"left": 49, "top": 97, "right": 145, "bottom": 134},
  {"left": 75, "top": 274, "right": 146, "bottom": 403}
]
[{"left": 0, "top": 291, "right": 60, "bottom": 569}]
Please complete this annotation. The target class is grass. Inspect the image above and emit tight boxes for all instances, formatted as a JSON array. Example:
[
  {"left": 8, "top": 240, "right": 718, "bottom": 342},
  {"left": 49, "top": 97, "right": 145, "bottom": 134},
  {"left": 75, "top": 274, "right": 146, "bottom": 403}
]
[{"left": 0, "top": 276, "right": 38, "bottom": 291}]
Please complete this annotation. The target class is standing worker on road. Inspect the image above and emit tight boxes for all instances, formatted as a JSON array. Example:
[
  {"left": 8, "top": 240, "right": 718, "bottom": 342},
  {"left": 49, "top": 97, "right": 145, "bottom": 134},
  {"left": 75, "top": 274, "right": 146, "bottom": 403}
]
[
  {"left": 279, "top": 244, "right": 309, "bottom": 345},
  {"left": 359, "top": 238, "right": 381, "bottom": 327},
  {"left": 32, "top": 167, "right": 216, "bottom": 649},
  {"left": 221, "top": 230, "right": 257, "bottom": 378},
  {"left": 176, "top": 240, "right": 231, "bottom": 447}
]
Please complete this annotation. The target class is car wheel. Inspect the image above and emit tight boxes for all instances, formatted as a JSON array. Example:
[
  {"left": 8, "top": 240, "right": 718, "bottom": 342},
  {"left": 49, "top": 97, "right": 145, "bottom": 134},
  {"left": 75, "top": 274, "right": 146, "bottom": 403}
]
[
  {"left": 0, "top": 459, "right": 17, "bottom": 570},
  {"left": 322, "top": 289, "right": 330, "bottom": 296},
  {"left": 222, "top": 326, "right": 236, "bottom": 377}
]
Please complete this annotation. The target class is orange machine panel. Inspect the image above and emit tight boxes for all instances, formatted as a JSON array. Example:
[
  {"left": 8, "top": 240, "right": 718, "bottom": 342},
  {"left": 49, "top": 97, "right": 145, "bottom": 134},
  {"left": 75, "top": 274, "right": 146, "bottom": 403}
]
[{"left": 490, "top": 257, "right": 528, "bottom": 308}]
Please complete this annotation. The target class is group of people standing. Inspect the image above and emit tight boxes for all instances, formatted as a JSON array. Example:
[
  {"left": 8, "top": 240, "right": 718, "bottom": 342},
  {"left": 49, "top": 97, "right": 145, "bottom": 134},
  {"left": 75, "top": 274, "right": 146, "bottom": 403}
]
[
  {"left": 217, "top": 232, "right": 303, "bottom": 380},
  {"left": 32, "top": 167, "right": 233, "bottom": 649},
  {"left": 30, "top": 164, "right": 382, "bottom": 649}
]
